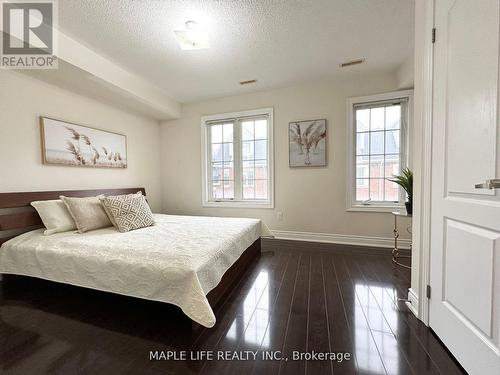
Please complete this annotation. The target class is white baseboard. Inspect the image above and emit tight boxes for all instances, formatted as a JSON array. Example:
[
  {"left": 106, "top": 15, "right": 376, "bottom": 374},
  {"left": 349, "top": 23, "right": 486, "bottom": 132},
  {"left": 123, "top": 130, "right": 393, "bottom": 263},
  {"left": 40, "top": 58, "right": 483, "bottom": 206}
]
[
  {"left": 271, "top": 229, "right": 411, "bottom": 250},
  {"left": 405, "top": 287, "right": 419, "bottom": 317}
]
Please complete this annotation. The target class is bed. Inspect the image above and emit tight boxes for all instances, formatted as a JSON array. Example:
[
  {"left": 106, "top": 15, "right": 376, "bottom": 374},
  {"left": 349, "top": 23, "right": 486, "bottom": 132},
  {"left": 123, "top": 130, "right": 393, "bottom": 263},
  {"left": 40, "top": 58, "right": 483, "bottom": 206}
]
[{"left": 0, "top": 188, "right": 272, "bottom": 328}]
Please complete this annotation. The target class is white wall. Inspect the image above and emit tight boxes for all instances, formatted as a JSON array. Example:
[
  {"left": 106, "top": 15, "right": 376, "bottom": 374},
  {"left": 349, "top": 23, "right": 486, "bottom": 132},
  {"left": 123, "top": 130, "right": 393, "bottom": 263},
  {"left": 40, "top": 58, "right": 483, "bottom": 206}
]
[
  {"left": 0, "top": 71, "right": 162, "bottom": 211},
  {"left": 160, "top": 71, "right": 411, "bottom": 241},
  {"left": 397, "top": 57, "right": 415, "bottom": 90}
]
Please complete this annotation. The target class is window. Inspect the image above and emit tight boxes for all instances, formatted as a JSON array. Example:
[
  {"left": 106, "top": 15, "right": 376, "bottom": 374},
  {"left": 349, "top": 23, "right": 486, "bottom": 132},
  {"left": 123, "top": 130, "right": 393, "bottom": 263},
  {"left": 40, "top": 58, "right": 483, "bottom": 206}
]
[
  {"left": 202, "top": 108, "right": 274, "bottom": 208},
  {"left": 347, "top": 90, "right": 412, "bottom": 212}
]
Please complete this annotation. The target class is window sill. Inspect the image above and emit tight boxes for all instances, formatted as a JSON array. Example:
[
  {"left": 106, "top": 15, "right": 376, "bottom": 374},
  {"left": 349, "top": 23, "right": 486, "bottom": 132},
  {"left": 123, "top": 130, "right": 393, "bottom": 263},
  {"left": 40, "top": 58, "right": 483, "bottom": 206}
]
[
  {"left": 203, "top": 200, "right": 274, "bottom": 209},
  {"left": 347, "top": 204, "right": 405, "bottom": 213}
]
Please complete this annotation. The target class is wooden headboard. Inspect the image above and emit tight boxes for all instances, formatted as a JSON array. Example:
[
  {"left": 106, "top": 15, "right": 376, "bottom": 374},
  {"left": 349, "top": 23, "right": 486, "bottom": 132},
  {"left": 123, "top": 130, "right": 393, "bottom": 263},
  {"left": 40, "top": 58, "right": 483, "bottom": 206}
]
[{"left": 0, "top": 188, "right": 146, "bottom": 245}]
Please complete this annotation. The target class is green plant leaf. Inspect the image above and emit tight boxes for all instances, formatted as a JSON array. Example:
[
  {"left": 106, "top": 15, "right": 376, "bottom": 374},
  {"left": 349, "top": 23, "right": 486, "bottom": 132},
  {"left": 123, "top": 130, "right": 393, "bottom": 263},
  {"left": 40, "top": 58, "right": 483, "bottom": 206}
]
[{"left": 387, "top": 167, "right": 413, "bottom": 200}]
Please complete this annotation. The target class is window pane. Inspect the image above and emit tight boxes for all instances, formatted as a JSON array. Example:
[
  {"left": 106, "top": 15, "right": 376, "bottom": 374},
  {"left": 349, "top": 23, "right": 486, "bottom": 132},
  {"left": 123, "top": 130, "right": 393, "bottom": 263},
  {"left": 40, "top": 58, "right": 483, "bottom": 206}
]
[
  {"left": 255, "top": 180, "right": 268, "bottom": 199},
  {"left": 255, "top": 160, "right": 268, "bottom": 179},
  {"left": 356, "top": 179, "right": 369, "bottom": 201},
  {"left": 223, "top": 123, "right": 233, "bottom": 142},
  {"left": 369, "top": 179, "right": 384, "bottom": 201},
  {"left": 370, "top": 131, "right": 384, "bottom": 154},
  {"left": 243, "top": 180, "right": 255, "bottom": 199},
  {"left": 223, "top": 143, "right": 233, "bottom": 161},
  {"left": 212, "top": 163, "right": 222, "bottom": 183},
  {"left": 211, "top": 125, "right": 223, "bottom": 143},
  {"left": 223, "top": 180, "right": 234, "bottom": 199},
  {"left": 356, "top": 133, "right": 369, "bottom": 155},
  {"left": 356, "top": 108, "right": 370, "bottom": 132},
  {"left": 255, "top": 140, "right": 267, "bottom": 159},
  {"left": 370, "top": 107, "right": 384, "bottom": 130},
  {"left": 243, "top": 160, "right": 254, "bottom": 169},
  {"left": 385, "top": 180, "right": 399, "bottom": 202},
  {"left": 356, "top": 156, "right": 369, "bottom": 179},
  {"left": 385, "top": 130, "right": 400, "bottom": 154},
  {"left": 242, "top": 121, "right": 254, "bottom": 141},
  {"left": 255, "top": 120, "right": 267, "bottom": 140},
  {"left": 243, "top": 161, "right": 254, "bottom": 187},
  {"left": 386, "top": 105, "right": 401, "bottom": 129},
  {"left": 370, "top": 154, "right": 385, "bottom": 178},
  {"left": 243, "top": 171, "right": 254, "bottom": 185},
  {"left": 242, "top": 141, "right": 254, "bottom": 160},
  {"left": 212, "top": 184, "right": 223, "bottom": 199},
  {"left": 211, "top": 144, "right": 222, "bottom": 162},
  {"left": 223, "top": 162, "right": 233, "bottom": 180},
  {"left": 385, "top": 155, "right": 400, "bottom": 178}
]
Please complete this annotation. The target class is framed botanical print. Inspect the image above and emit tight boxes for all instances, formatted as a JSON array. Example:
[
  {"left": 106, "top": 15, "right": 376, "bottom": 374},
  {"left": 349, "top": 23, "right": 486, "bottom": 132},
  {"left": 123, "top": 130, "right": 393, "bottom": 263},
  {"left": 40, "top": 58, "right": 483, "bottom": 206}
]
[
  {"left": 289, "top": 119, "right": 327, "bottom": 167},
  {"left": 40, "top": 117, "right": 127, "bottom": 168}
]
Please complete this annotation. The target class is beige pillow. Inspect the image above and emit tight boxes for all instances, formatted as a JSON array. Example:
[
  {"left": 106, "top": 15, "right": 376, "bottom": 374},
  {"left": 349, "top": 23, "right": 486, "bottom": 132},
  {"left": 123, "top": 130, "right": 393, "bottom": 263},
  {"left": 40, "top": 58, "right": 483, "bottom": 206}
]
[
  {"left": 31, "top": 199, "right": 77, "bottom": 235},
  {"left": 100, "top": 191, "right": 142, "bottom": 227},
  {"left": 60, "top": 195, "right": 112, "bottom": 233},
  {"left": 100, "top": 194, "right": 155, "bottom": 233}
]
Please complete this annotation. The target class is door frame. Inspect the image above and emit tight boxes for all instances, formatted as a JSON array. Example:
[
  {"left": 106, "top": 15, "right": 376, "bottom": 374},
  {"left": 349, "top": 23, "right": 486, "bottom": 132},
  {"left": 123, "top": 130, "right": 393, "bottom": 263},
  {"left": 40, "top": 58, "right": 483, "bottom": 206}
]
[{"left": 409, "top": 0, "right": 434, "bottom": 325}]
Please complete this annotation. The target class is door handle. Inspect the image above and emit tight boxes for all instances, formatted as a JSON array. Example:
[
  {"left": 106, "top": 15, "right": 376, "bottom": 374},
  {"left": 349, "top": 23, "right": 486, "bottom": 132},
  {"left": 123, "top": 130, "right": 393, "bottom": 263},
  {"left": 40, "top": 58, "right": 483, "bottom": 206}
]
[{"left": 475, "top": 179, "right": 500, "bottom": 189}]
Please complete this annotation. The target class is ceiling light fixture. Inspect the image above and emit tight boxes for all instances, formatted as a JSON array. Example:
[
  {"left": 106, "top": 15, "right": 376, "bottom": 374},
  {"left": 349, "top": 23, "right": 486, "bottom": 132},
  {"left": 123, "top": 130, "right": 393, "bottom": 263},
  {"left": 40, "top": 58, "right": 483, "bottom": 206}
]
[
  {"left": 185, "top": 21, "right": 197, "bottom": 31},
  {"left": 174, "top": 21, "right": 210, "bottom": 50},
  {"left": 340, "top": 58, "right": 366, "bottom": 68}
]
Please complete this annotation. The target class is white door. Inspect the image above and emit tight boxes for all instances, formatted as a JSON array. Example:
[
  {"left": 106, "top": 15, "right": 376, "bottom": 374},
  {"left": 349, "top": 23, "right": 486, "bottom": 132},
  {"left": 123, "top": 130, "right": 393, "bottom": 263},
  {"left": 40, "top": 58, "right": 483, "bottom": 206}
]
[{"left": 430, "top": 0, "right": 500, "bottom": 374}]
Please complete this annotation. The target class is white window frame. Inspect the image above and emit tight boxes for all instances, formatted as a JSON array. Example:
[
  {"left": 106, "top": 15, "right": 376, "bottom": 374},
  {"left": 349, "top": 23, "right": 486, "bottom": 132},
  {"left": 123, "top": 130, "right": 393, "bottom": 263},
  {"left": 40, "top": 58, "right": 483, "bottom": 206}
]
[
  {"left": 201, "top": 107, "right": 274, "bottom": 208},
  {"left": 346, "top": 90, "right": 413, "bottom": 212}
]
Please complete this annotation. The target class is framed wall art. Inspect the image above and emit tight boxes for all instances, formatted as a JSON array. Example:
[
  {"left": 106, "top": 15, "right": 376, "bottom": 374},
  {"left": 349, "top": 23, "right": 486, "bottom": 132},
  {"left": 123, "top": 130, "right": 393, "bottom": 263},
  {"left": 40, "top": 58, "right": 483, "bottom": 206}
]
[
  {"left": 40, "top": 117, "right": 127, "bottom": 169},
  {"left": 289, "top": 119, "right": 327, "bottom": 167}
]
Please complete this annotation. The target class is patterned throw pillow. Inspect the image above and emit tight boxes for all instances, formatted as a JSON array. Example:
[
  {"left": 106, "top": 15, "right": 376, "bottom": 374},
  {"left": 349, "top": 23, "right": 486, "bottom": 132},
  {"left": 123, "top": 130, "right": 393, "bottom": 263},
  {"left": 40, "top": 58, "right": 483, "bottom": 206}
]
[
  {"left": 101, "top": 191, "right": 142, "bottom": 227},
  {"left": 100, "top": 194, "right": 155, "bottom": 233}
]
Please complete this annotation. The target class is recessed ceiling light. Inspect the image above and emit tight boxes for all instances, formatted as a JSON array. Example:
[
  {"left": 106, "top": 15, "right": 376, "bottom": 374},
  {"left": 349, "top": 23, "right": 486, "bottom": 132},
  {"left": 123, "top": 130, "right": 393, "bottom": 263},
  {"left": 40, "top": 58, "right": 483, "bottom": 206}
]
[
  {"left": 340, "top": 58, "right": 366, "bottom": 68},
  {"left": 174, "top": 21, "right": 209, "bottom": 50},
  {"left": 240, "top": 79, "right": 257, "bottom": 85}
]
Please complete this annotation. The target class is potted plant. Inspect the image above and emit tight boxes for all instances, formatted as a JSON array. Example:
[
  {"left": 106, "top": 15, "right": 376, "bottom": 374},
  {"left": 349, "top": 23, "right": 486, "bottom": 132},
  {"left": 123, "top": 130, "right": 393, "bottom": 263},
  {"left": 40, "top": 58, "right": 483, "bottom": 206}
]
[{"left": 389, "top": 167, "right": 413, "bottom": 215}]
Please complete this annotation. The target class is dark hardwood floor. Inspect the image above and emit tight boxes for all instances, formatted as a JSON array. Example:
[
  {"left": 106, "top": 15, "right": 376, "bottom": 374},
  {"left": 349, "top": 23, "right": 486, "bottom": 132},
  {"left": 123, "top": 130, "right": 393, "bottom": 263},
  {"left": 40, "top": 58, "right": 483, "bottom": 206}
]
[{"left": 0, "top": 239, "right": 466, "bottom": 375}]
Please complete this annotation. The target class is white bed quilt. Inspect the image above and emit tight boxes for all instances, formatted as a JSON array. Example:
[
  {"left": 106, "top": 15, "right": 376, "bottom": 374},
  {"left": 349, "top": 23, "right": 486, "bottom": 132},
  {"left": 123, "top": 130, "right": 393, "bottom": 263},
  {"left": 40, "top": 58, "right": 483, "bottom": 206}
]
[{"left": 0, "top": 214, "right": 273, "bottom": 328}]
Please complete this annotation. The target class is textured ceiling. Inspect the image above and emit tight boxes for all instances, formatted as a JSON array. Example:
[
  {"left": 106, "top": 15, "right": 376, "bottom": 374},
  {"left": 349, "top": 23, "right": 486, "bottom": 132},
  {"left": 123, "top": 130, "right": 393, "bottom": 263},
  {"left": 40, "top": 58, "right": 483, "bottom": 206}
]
[{"left": 59, "top": 0, "right": 414, "bottom": 103}]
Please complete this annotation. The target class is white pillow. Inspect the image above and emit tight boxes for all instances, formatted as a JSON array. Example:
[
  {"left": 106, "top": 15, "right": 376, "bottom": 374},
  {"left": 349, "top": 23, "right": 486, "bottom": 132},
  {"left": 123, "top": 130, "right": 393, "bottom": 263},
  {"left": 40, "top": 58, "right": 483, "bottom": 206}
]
[{"left": 31, "top": 200, "right": 77, "bottom": 235}]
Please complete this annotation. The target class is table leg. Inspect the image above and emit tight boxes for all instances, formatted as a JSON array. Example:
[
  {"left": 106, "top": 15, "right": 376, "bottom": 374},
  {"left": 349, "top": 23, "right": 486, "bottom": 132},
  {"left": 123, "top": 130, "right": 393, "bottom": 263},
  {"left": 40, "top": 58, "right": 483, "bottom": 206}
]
[{"left": 392, "top": 214, "right": 411, "bottom": 269}]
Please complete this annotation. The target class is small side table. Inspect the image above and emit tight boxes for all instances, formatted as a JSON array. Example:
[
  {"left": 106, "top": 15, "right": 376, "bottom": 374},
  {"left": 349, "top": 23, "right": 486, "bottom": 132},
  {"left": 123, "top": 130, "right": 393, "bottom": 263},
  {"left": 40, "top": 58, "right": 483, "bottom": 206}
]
[{"left": 392, "top": 211, "right": 411, "bottom": 269}]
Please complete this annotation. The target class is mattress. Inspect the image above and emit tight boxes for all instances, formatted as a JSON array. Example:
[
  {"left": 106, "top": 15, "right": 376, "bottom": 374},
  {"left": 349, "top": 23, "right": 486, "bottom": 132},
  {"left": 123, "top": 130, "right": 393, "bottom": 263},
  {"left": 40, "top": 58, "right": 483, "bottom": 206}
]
[{"left": 0, "top": 214, "right": 273, "bottom": 327}]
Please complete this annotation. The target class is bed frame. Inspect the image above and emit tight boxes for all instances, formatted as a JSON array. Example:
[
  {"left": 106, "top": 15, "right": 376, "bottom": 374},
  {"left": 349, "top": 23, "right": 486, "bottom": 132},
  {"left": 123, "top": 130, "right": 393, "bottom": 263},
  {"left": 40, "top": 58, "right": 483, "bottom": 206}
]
[{"left": 0, "top": 188, "right": 261, "bottom": 325}]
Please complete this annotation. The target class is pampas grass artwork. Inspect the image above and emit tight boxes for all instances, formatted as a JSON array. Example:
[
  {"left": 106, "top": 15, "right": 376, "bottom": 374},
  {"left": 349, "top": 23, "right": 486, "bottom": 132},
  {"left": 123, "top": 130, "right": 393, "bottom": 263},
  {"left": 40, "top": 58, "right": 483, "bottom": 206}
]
[
  {"left": 41, "top": 117, "right": 127, "bottom": 168},
  {"left": 289, "top": 119, "right": 327, "bottom": 167}
]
